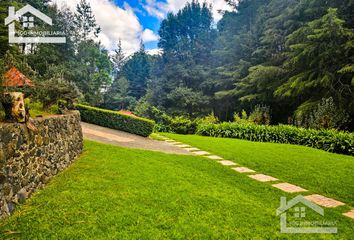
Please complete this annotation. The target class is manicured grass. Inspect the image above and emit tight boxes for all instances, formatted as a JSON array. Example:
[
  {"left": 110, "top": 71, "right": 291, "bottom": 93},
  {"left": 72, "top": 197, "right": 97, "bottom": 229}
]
[
  {"left": 0, "top": 140, "right": 353, "bottom": 239},
  {"left": 160, "top": 133, "right": 354, "bottom": 207}
]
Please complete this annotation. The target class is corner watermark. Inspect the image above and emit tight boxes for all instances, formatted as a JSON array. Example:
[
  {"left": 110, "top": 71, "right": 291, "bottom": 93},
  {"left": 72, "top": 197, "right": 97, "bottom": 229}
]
[
  {"left": 276, "top": 195, "right": 337, "bottom": 234},
  {"left": 4, "top": 4, "right": 66, "bottom": 44}
]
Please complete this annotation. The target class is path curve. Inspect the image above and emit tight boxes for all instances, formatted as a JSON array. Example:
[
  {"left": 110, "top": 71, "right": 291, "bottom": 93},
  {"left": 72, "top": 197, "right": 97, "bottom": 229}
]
[{"left": 81, "top": 122, "right": 191, "bottom": 155}]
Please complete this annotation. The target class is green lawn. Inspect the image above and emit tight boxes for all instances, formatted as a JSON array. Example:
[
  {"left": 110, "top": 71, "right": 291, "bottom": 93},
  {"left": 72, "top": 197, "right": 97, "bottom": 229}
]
[
  {"left": 160, "top": 133, "right": 354, "bottom": 207},
  {"left": 0, "top": 140, "right": 353, "bottom": 239}
]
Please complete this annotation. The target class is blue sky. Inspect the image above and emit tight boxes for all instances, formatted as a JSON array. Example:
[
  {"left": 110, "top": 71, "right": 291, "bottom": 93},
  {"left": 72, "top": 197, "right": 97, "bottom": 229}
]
[
  {"left": 53, "top": 0, "right": 232, "bottom": 54},
  {"left": 114, "top": 0, "right": 162, "bottom": 50}
]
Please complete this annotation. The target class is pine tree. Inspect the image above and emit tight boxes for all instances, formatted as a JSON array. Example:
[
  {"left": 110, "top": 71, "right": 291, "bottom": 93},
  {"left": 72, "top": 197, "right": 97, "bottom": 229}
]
[
  {"left": 275, "top": 8, "right": 354, "bottom": 119},
  {"left": 74, "top": 0, "right": 101, "bottom": 41},
  {"left": 151, "top": 0, "right": 216, "bottom": 116},
  {"left": 111, "top": 39, "right": 126, "bottom": 80}
]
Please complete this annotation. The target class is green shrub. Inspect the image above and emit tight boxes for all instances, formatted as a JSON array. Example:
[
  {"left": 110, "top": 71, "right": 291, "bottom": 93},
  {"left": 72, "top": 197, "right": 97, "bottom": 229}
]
[
  {"left": 196, "top": 122, "right": 354, "bottom": 156},
  {"left": 234, "top": 110, "right": 250, "bottom": 124},
  {"left": 200, "top": 113, "right": 219, "bottom": 124},
  {"left": 134, "top": 101, "right": 200, "bottom": 134},
  {"left": 135, "top": 101, "right": 172, "bottom": 126},
  {"left": 25, "top": 99, "right": 59, "bottom": 117},
  {"left": 76, "top": 104, "right": 155, "bottom": 137},
  {"left": 308, "top": 97, "right": 349, "bottom": 130},
  {"left": 169, "top": 116, "right": 199, "bottom": 134},
  {"left": 248, "top": 105, "right": 271, "bottom": 125}
]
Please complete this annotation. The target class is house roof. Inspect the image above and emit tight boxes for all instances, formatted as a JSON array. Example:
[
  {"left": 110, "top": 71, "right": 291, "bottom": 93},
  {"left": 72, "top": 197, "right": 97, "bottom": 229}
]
[
  {"left": 5, "top": 4, "right": 52, "bottom": 26},
  {"left": 3, "top": 67, "right": 34, "bottom": 87},
  {"left": 118, "top": 110, "right": 137, "bottom": 117}
]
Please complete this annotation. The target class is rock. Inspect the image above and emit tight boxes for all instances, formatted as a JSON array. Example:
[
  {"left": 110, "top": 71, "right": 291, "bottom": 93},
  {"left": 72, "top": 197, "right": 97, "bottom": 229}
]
[
  {"left": 0, "top": 112, "right": 83, "bottom": 219},
  {"left": 17, "top": 188, "right": 27, "bottom": 204}
]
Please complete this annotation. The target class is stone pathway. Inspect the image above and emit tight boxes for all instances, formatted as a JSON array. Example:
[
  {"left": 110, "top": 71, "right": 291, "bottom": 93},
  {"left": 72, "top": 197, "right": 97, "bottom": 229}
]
[
  {"left": 175, "top": 144, "right": 191, "bottom": 148},
  {"left": 155, "top": 134, "right": 353, "bottom": 221},
  {"left": 304, "top": 194, "right": 345, "bottom": 208},
  {"left": 185, "top": 147, "right": 200, "bottom": 152},
  {"left": 249, "top": 174, "right": 278, "bottom": 182},
  {"left": 272, "top": 183, "right": 307, "bottom": 193},
  {"left": 205, "top": 155, "right": 223, "bottom": 160},
  {"left": 81, "top": 123, "right": 192, "bottom": 155},
  {"left": 219, "top": 160, "right": 238, "bottom": 166},
  {"left": 192, "top": 151, "right": 211, "bottom": 156},
  {"left": 343, "top": 209, "right": 354, "bottom": 219},
  {"left": 232, "top": 167, "right": 256, "bottom": 173}
]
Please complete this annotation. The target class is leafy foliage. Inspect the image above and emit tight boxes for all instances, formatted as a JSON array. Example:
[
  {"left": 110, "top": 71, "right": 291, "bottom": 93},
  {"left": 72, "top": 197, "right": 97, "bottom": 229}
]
[
  {"left": 213, "top": 0, "right": 354, "bottom": 127},
  {"left": 33, "top": 67, "right": 82, "bottom": 110},
  {"left": 104, "top": 77, "right": 137, "bottom": 110},
  {"left": 122, "top": 47, "right": 152, "bottom": 100},
  {"left": 74, "top": 0, "right": 101, "bottom": 40},
  {"left": 307, "top": 97, "right": 349, "bottom": 130},
  {"left": 0, "top": 0, "right": 111, "bottom": 109},
  {"left": 76, "top": 104, "right": 155, "bottom": 137},
  {"left": 197, "top": 123, "right": 354, "bottom": 155},
  {"left": 134, "top": 101, "right": 200, "bottom": 134},
  {"left": 248, "top": 105, "right": 271, "bottom": 125},
  {"left": 146, "top": 1, "right": 216, "bottom": 116}
]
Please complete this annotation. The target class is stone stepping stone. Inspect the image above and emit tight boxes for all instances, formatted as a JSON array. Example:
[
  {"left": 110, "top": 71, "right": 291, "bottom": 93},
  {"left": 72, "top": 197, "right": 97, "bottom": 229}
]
[
  {"left": 156, "top": 135, "right": 169, "bottom": 140},
  {"left": 304, "top": 194, "right": 345, "bottom": 208},
  {"left": 232, "top": 167, "right": 256, "bottom": 173},
  {"left": 249, "top": 174, "right": 278, "bottom": 182},
  {"left": 184, "top": 148, "right": 200, "bottom": 152},
  {"left": 219, "top": 160, "right": 237, "bottom": 166},
  {"left": 343, "top": 209, "right": 354, "bottom": 219},
  {"left": 272, "top": 183, "right": 307, "bottom": 193},
  {"left": 205, "top": 155, "right": 223, "bottom": 160},
  {"left": 175, "top": 144, "right": 191, "bottom": 148},
  {"left": 193, "top": 151, "right": 211, "bottom": 156}
]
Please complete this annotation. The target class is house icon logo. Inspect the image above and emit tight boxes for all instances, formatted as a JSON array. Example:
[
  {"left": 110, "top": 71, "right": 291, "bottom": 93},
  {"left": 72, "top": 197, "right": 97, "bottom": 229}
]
[
  {"left": 4, "top": 4, "right": 66, "bottom": 44},
  {"left": 277, "top": 195, "right": 337, "bottom": 234}
]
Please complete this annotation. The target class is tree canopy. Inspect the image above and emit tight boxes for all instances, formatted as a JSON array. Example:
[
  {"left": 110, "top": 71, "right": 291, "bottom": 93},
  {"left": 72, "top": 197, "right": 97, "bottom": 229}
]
[{"left": 1, "top": 0, "right": 353, "bottom": 130}]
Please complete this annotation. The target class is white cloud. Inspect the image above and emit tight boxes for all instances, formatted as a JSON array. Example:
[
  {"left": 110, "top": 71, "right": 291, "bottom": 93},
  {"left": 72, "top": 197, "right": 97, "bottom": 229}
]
[
  {"left": 51, "top": 0, "right": 155, "bottom": 54},
  {"left": 143, "top": 0, "right": 166, "bottom": 19},
  {"left": 142, "top": 0, "right": 233, "bottom": 22},
  {"left": 142, "top": 29, "right": 159, "bottom": 43},
  {"left": 146, "top": 48, "right": 163, "bottom": 55},
  {"left": 50, "top": 0, "right": 233, "bottom": 54}
]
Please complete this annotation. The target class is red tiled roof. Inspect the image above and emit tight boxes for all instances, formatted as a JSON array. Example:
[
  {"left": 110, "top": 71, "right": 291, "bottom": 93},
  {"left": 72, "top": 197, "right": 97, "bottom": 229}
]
[
  {"left": 118, "top": 110, "right": 137, "bottom": 117},
  {"left": 3, "top": 67, "right": 34, "bottom": 87}
]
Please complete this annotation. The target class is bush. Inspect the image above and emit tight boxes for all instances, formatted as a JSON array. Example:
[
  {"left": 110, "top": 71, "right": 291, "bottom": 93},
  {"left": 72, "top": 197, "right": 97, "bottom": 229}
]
[
  {"left": 200, "top": 113, "right": 219, "bottom": 124},
  {"left": 248, "top": 105, "right": 271, "bottom": 125},
  {"left": 33, "top": 78, "right": 82, "bottom": 110},
  {"left": 76, "top": 104, "right": 155, "bottom": 137},
  {"left": 169, "top": 116, "right": 199, "bottom": 134},
  {"left": 234, "top": 110, "right": 250, "bottom": 124},
  {"left": 135, "top": 101, "right": 172, "bottom": 126},
  {"left": 196, "top": 122, "right": 354, "bottom": 156},
  {"left": 308, "top": 97, "right": 349, "bottom": 130},
  {"left": 134, "top": 101, "right": 200, "bottom": 134}
]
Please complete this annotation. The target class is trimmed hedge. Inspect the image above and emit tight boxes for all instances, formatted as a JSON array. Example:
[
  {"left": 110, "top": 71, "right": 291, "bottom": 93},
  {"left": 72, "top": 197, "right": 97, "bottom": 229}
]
[
  {"left": 76, "top": 104, "right": 155, "bottom": 137},
  {"left": 197, "top": 123, "right": 354, "bottom": 156}
]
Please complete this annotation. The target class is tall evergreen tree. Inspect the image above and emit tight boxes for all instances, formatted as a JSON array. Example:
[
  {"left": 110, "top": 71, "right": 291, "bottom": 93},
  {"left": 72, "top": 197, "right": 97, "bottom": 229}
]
[
  {"left": 111, "top": 39, "right": 126, "bottom": 80},
  {"left": 275, "top": 8, "right": 354, "bottom": 121},
  {"left": 149, "top": 0, "right": 216, "bottom": 116},
  {"left": 123, "top": 46, "right": 152, "bottom": 100},
  {"left": 74, "top": 0, "right": 101, "bottom": 41}
]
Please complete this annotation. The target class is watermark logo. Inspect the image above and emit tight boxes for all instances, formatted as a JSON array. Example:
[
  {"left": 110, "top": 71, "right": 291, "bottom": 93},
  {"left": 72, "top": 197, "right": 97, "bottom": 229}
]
[
  {"left": 4, "top": 4, "right": 66, "bottom": 44},
  {"left": 276, "top": 195, "right": 337, "bottom": 234}
]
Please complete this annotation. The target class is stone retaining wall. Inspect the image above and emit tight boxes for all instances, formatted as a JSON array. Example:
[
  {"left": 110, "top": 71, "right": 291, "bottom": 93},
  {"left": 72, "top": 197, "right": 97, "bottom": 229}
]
[{"left": 0, "top": 111, "right": 83, "bottom": 219}]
